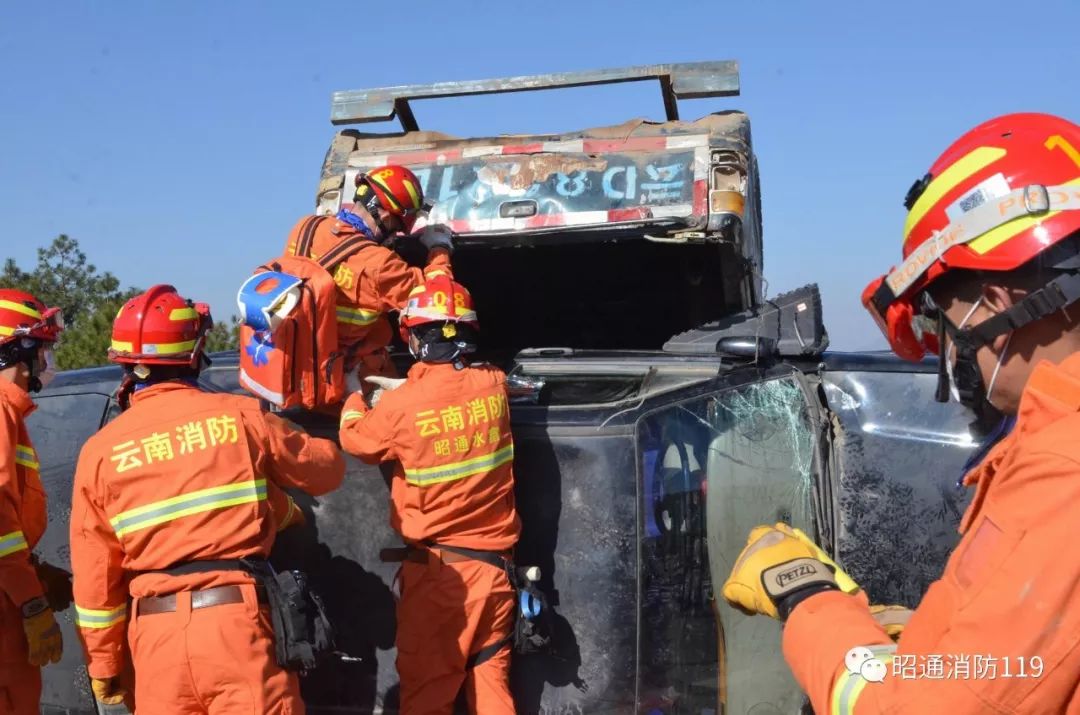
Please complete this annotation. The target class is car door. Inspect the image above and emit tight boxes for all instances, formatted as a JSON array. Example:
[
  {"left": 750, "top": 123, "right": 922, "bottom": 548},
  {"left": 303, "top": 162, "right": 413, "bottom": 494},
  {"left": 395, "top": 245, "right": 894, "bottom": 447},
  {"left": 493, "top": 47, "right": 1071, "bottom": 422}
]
[
  {"left": 636, "top": 357, "right": 982, "bottom": 715},
  {"left": 817, "top": 355, "right": 980, "bottom": 608}
]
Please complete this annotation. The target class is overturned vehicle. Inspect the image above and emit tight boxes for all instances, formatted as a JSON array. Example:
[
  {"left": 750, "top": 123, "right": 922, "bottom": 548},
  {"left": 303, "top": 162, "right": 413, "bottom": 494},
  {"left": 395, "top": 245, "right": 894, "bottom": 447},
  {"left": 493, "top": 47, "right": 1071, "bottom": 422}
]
[{"left": 33, "top": 62, "right": 982, "bottom": 714}]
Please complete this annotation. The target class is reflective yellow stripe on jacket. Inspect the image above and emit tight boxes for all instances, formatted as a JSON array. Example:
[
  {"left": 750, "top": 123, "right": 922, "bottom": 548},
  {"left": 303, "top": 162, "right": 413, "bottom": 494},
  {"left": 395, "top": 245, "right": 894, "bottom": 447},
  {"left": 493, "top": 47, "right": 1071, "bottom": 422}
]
[
  {"left": 340, "top": 410, "right": 365, "bottom": 425},
  {"left": 109, "top": 479, "right": 268, "bottom": 537},
  {"left": 15, "top": 444, "right": 38, "bottom": 470},
  {"left": 75, "top": 603, "right": 128, "bottom": 629},
  {"left": 336, "top": 306, "right": 380, "bottom": 327},
  {"left": 403, "top": 445, "right": 514, "bottom": 487},
  {"left": 0, "top": 529, "right": 28, "bottom": 558},
  {"left": 831, "top": 644, "right": 897, "bottom": 715}
]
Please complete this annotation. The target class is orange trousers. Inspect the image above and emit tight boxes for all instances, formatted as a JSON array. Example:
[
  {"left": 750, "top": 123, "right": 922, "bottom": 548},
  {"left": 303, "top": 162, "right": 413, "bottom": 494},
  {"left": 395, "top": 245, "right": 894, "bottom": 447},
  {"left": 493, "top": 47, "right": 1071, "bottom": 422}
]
[
  {"left": 0, "top": 660, "right": 40, "bottom": 715},
  {"left": 128, "top": 584, "right": 302, "bottom": 714},
  {"left": 397, "top": 555, "right": 516, "bottom": 715},
  {"left": 0, "top": 595, "right": 40, "bottom": 715}
]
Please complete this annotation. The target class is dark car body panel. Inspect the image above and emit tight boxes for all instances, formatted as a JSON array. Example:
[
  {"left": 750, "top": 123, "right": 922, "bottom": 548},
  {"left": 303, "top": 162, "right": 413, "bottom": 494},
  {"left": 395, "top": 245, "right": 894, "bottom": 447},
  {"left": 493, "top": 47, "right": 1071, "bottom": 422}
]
[{"left": 27, "top": 351, "right": 980, "bottom": 714}]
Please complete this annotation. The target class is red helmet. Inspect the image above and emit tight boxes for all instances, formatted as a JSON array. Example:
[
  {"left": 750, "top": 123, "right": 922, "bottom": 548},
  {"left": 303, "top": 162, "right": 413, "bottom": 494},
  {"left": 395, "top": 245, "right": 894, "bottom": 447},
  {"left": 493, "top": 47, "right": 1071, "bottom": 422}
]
[
  {"left": 398, "top": 275, "right": 479, "bottom": 343},
  {"left": 863, "top": 112, "right": 1080, "bottom": 361},
  {"left": 109, "top": 285, "right": 212, "bottom": 367},
  {"left": 355, "top": 165, "right": 424, "bottom": 233},
  {"left": 0, "top": 289, "right": 63, "bottom": 347}
]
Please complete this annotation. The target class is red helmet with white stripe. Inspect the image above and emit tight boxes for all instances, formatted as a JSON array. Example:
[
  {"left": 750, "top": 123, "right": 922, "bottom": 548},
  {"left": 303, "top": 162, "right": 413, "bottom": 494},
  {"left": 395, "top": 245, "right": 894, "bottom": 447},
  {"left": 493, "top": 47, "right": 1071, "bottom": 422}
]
[
  {"left": 398, "top": 275, "right": 479, "bottom": 343},
  {"left": 109, "top": 285, "right": 212, "bottom": 367}
]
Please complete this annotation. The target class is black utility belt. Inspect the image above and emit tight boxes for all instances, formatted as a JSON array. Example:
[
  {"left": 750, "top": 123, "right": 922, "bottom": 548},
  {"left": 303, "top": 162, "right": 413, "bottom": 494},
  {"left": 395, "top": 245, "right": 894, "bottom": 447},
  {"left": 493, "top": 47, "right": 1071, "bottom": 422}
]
[{"left": 138, "top": 558, "right": 334, "bottom": 674}]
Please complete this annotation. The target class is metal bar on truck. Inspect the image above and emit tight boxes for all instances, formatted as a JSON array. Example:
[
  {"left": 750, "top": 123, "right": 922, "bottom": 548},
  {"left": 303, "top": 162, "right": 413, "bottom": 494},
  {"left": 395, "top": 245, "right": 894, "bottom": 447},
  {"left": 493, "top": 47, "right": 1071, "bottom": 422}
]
[{"left": 330, "top": 60, "right": 740, "bottom": 130}]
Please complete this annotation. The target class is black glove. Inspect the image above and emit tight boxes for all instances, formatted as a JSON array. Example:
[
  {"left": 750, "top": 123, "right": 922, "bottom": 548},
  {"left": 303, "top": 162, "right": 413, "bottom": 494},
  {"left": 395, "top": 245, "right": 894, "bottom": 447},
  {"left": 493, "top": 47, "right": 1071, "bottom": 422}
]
[{"left": 419, "top": 225, "right": 455, "bottom": 254}]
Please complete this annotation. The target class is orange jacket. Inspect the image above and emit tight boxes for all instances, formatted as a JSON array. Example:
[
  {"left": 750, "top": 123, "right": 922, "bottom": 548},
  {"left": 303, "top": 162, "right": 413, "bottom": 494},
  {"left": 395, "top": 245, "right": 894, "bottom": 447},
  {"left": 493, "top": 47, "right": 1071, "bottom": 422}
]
[
  {"left": 70, "top": 381, "right": 345, "bottom": 679},
  {"left": 339, "top": 361, "right": 520, "bottom": 551},
  {"left": 0, "top": 380, "right": 46, "bottom": 611},
  {"left": 285, "top": 215, "right": 452, "bottom": 359},
  {"left": 783, "top": 352, "right": 1080, "bottom": 714}
]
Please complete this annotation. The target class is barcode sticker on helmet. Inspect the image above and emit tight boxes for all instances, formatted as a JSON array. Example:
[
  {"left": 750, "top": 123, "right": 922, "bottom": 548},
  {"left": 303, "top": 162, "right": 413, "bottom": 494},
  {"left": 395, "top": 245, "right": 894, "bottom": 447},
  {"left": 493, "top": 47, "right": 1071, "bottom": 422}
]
[{"left": 946, "top": 173, "right": 1010, "bottom": 223}]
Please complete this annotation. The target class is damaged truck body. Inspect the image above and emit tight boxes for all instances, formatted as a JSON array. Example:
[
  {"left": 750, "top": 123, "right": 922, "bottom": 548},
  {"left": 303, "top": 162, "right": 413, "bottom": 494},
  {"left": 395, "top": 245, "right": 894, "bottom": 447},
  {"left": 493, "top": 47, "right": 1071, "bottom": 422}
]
[{"left": 33, "top": 62, "right": 982, "bottom": 714}]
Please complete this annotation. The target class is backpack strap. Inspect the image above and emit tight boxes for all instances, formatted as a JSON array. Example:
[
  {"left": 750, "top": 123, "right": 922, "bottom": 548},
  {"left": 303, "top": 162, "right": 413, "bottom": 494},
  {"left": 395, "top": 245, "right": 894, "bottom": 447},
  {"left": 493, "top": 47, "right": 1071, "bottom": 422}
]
[
  {"left": 290, "top": 215, "right": 375, "bottom": 275},
  {"left": 295, "top": 216, "right": 329, "bottom": 258},
  {"left": 316, "top": 235, "right": 377, "bottom": 272}
]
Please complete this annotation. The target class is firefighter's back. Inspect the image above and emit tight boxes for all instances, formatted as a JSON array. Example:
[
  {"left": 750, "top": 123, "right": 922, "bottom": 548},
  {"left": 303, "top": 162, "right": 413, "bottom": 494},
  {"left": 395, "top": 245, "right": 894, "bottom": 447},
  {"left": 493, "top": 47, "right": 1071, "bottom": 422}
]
[
  {"left": 77, "top": 382, "right": 287, "bottom": 597},
  {"left": 383, "top": 360, "right": 520, "bottom": 551}
]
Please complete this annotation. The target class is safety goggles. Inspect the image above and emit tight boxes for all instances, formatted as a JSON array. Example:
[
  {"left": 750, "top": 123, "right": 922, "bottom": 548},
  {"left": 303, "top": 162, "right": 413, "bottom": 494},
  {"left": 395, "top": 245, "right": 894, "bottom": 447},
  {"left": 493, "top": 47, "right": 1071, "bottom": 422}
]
[
  {"left": 17, "top": 306, "right": 65, "bottom": 342},
  {"left": 861, "top": 277, "right": 940, "bottom": 362}
]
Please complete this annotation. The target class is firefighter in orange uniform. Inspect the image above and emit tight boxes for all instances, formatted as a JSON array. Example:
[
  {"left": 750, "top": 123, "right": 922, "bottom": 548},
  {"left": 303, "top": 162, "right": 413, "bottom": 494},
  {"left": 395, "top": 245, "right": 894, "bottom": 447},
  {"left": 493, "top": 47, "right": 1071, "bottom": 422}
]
[
  {"left": 70, "top": 285, "right": 345, "bottom": 714},
  {"left": 339, "top": 275, "right": 520, "bottom": 715},
  {"left": 0, "top": 289, "right": 64, "bottom": 715},
  {"left": 722, "top": 113, "right": 1080, "bottom": 713},
  {"left": 285, "top": 165, "right": 455, "bottom": 397}
]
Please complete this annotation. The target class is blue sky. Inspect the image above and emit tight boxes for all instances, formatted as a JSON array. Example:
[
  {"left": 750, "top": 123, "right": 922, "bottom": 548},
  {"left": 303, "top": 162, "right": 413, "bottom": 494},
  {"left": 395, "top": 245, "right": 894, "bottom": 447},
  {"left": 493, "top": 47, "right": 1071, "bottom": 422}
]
[{"left": 2, "top": 1, "right": 1078, "bottom": 351}]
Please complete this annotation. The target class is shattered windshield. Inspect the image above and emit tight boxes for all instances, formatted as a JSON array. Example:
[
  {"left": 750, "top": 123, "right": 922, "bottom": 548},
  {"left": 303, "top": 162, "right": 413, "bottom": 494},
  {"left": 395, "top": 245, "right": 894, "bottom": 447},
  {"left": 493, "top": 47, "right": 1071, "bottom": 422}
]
[{"left": 636, "top": 374, "right": 818, "bottom": 714}]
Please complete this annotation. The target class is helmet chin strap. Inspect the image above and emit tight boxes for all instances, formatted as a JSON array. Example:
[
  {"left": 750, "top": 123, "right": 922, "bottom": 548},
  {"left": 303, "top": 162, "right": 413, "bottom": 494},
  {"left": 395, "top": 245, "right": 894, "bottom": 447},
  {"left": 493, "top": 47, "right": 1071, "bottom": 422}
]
[
  {"left": 943, "top": 299, "right": 984, "bottom": 404},
  {"left": 940, "top": 297, "right": 1013, "bottom": 434}
]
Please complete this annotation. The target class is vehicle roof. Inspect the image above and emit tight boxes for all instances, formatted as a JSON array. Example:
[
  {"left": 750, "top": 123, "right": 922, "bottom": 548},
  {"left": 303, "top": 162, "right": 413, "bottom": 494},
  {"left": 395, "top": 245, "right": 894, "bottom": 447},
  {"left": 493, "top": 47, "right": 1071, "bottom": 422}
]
[
  {"left": 42, "top": 348, "right": 935, "bottom": 396},
  {"left": 42, "top": 351, "right": 243, "bottom": 393}
]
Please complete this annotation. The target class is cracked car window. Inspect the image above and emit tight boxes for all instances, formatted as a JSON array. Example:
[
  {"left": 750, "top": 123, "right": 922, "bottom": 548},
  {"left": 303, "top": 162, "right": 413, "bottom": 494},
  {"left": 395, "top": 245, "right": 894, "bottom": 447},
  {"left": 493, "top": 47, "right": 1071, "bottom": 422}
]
[{"left": 637, "top": 374, "right": 818, "bottom": 714}]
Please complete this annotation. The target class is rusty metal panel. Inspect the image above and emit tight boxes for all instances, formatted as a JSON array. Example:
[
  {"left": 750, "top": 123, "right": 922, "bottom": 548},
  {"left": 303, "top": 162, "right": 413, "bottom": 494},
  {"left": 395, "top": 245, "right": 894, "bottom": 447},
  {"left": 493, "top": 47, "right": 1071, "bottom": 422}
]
[
  {"left": 330, "top": 61, "right": 740, "bottom": 129},
  {"left": 341, "top": 146, "right": 708, "bottom": 234},
  {"left": 318, "top": 115, "right": 754, "bottom": 234}
]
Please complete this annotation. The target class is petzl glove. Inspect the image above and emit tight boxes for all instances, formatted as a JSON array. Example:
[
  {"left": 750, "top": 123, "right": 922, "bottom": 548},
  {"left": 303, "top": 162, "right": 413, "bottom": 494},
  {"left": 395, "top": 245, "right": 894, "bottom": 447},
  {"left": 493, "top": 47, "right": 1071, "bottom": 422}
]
[
  {"left": 21, "top": 595, "right": 63, "bottom": 666},
  {"left": 773, "top": 523, "right": 861, "bottom": 594},
  {"left": 870, "top": 604, "right": 913, "bottom": 641},
  {"left": 722, "top": 523, "right": 841, "bottom": 620},
  {"left": 91, "top": 676, "right": 128, "bottom": 705}
]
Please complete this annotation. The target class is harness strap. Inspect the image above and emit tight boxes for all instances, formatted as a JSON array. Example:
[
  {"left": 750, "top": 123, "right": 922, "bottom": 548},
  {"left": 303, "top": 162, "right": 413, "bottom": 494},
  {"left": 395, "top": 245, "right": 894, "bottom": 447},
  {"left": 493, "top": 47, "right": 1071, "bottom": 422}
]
[
  {"left": 316, "top": 235, "right": 375, "bottom": 272},
  {"left": 296, "top": 216, "right": 327, "bottom": 258},
  {"left": 466, "top": 635, "right": 511, "bottom": 670}
]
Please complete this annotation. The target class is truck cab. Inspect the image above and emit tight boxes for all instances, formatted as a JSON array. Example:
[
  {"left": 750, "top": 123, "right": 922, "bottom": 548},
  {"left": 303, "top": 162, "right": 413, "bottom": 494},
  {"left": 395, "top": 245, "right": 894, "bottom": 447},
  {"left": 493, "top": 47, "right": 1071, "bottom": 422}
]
[{"left": 30, "top": 62, "right": 987, "bottom": 714}]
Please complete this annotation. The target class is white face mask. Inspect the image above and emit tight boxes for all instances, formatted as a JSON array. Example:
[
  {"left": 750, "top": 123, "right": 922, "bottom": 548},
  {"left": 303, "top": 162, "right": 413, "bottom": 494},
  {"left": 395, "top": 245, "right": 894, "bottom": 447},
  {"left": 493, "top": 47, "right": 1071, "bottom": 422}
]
[
  {"left": 985, "top": 332, "right": 1012, "bottom": 409},
  {"left": 944, "top": 298, "right": 1012, "bottom": 408},
  {"left": 37, "top": 348, "right": 57, "bottom": 389}
]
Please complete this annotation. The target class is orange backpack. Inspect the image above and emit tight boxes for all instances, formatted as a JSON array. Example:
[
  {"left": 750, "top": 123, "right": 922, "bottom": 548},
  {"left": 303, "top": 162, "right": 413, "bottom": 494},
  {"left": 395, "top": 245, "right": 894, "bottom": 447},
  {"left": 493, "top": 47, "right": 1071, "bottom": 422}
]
[{"left": 237, "top": 216, "right": 374, "bottom": 411}]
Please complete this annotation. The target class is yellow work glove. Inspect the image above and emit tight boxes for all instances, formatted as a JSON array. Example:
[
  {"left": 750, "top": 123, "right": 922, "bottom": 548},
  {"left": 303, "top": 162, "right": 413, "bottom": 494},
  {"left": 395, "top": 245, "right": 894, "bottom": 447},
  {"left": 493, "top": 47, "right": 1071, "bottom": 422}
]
[
  {"left": 91, "top": 676, "right": 127, "bottom": 705},
  {"left": 276, "top": 494, "right": 307, "bottom": 532},
  {"left": 774, "top": 523, "right": 861, "bottom": 595},
  {"left": 870, "top": 604, "right": 913, "bottom": 641},
  {"left": 21, "top": 595, "right": 63, "bottom": 666},
  {"left": 722, "top": 523, "right": 841, "bottom": 620}
]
